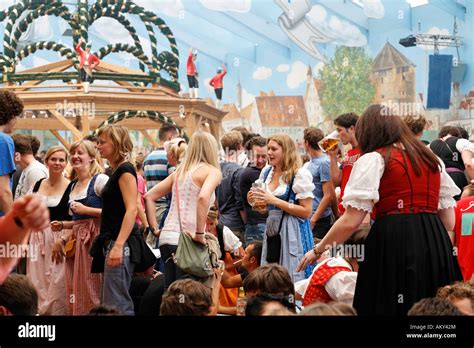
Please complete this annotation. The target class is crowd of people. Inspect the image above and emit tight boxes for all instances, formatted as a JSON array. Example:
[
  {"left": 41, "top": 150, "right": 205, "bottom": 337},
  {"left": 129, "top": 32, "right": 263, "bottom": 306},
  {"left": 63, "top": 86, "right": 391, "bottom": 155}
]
[{"left": 0, "top": 89, "right": 473, "bottom": 317}]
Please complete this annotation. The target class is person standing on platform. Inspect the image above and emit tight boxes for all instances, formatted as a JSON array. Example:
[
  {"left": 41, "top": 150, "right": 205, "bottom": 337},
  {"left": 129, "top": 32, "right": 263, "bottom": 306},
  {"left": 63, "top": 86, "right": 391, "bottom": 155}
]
[
  {"left": 187, "top": 48, "right": 199, "bottom": 99},
  {"left": 209, "top": 64, "right": 227, "bottom": 110},
  {"left": 75, "top": 38, "right": 100, "bottom": 94}
]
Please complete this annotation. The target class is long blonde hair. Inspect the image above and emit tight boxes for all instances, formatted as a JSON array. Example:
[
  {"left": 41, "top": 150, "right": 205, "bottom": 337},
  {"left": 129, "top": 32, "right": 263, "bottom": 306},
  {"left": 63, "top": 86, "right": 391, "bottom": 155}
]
[
  {"left": 268, "top": 134, "right": 301, "bottom": 183},
  {"left": 175, "top": 131, "right": 219, "bottom": 179},
  {"left": 68, "top": 140, "right": 103, "bottom": 181}
]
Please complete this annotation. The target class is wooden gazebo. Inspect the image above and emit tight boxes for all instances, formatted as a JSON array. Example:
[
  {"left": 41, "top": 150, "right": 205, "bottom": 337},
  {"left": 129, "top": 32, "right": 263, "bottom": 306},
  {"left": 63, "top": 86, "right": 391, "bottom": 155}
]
[{"left": 0, "top": 0, "right": 226, "bottom": 148}]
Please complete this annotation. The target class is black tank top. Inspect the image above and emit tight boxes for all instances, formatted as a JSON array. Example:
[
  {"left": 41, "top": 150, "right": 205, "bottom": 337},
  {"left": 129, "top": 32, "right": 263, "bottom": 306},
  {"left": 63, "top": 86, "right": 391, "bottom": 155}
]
[
  {"left": 429, "top": 137, "right": 464, "bottom": 170},
  {"left": 33, "top": 178, "right": 74, "bottom": 221}
]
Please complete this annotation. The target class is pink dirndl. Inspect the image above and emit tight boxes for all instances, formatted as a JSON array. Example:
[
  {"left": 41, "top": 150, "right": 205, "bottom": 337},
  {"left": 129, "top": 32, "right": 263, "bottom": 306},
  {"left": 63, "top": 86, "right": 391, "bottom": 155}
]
[{"left": 65, "top": 218, "right": 102, "bottom": 315}]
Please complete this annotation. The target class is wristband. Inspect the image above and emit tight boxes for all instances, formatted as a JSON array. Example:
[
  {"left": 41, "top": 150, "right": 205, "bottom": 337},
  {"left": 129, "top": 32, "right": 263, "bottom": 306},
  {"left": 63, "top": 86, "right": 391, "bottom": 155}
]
[{"left": 195, "top": 232, "right": 205, "bottom": 235}]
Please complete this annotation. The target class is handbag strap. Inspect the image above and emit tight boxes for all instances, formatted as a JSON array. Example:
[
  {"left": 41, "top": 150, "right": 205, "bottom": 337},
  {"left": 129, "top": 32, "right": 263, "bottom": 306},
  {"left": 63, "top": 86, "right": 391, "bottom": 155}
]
[{"left": 277, "top": 175, "right": 296, "bottom": 233}]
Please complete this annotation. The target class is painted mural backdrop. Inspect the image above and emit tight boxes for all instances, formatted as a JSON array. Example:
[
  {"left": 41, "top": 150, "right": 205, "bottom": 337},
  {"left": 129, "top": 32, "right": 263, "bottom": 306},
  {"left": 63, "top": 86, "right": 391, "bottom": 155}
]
[{"left": 0, "top": 0, "right": 473, "bottom": 142}]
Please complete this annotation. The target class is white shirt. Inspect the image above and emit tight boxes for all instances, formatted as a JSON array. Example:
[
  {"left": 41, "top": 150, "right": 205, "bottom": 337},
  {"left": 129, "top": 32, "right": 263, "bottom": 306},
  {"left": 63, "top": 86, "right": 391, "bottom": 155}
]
[
  {"left": 295, "top": 257, "right": 358, "bottom": 306},
  {"left": 341, "top": 152, "right": 460, "bottom": 213},
  {"left": 257, "top": 165, "right": 315, "bottom": 200},
  {"left": 15, "top": 160, "right": 48, "bottom": 200},
  {"left": 222, "top": 225, "right": 242, "bottom": 252}
]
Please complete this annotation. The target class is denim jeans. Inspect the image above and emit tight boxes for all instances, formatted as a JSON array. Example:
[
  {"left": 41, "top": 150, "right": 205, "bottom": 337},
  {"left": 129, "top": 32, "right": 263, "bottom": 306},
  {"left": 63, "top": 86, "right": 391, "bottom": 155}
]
[
  {"left": 244, "top": 223, "right": 266, "bottom": 246},
  {"left": 101, "top": 240, "right": 135, "bottom": 315},
  {"left": 312, "top": 215, "right": 333, "bottom": 241},
  {"left": 159, "top": 244, "right": 185, "bottom": 290}
]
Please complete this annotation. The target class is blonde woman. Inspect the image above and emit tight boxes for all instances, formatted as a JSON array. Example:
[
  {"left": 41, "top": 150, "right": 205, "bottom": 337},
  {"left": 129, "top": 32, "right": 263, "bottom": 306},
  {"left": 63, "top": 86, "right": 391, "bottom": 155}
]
[
  {"left": 95, "top": 125, "right": 155, "bottom": 315},
  {"left": 27, "top": 146, "right": 73, "bottom": 315},
  {"left": 165, "top": 137, "right": 187, "bottom": 168},
  {"left": 251, "top": 134, "right": 315, "bottom": 282},
  {"left": 52, "top": 140, "right": 108, "bottom": 315},
  {"left": 145, "top": 131, "right": 222, "bottom": 289}
]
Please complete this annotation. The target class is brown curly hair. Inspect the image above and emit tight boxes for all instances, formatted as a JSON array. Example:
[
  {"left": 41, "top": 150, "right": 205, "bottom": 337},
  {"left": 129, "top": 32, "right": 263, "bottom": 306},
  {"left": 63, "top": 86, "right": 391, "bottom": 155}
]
[
  {"left": 437, "top": 281, "right": 474, "bottom": 305},
  {"left": 0, "top": 91, "right": 24, "bottom": 126}
]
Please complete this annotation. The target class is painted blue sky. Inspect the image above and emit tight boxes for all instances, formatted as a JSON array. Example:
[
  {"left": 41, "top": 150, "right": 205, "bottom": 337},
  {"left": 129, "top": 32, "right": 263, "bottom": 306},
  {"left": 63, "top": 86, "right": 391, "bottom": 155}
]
[{"left": 1, "top": 0, "right": 472, "bottom": 107}]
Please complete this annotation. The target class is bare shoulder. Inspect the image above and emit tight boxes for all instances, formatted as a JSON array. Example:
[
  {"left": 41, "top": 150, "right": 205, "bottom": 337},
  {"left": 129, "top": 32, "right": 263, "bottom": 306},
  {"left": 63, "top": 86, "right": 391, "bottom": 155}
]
[{"left": 193, "top": 164, "right": 222, "bottom": 185}]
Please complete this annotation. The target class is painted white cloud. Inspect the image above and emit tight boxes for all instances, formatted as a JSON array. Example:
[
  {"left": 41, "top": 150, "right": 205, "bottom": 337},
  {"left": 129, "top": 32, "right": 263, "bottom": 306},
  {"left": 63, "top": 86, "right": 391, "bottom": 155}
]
[
  {"left": 277, "top": 64, "right": 290, "bottom": 73},
  {"left": 199, "top": 0, "right": 251, "bottom": 13},
  {"left": 90, "top": 17, "right": 134, "bottom": 45},
  {"left": 307, "top": 5, "right": 367, "bottom": 47},
  {"left": 253, "top": 66, "right": 272, "bottom": 80},
  {"left": 134, "top": 0, "right": 184, "bottom": 18},
  {"left": 287, "top": 61, "right": 308, "bottom": 89},
  {"left": 362, "top": 0, "right": 385, "bottom": 19},
  {"left": 242, "top": 88, "right": 255, "bottom": 108},
  {"left": 417, "top": 27, "right": 451, "bottom": 51}
]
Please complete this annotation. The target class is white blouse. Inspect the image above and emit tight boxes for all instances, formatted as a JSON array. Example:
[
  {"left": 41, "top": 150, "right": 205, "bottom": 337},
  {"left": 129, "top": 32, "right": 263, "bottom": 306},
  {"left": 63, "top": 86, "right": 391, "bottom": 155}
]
[
  {"left": 257, "top": 165, "right": 315, "bottom": 200},
  {"left": 69, "top": 174, "right": 109, "bottom": 202},
  {"left": 342, "top": 152, "right": 461, "bottom": 213},
  {"left": 295, "top": 257, "right": 357, "bottom": 306}
]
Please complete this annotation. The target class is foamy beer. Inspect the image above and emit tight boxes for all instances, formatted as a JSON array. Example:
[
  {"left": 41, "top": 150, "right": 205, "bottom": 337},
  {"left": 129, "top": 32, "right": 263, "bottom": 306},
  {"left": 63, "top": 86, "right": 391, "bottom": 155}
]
[
  {"left": 250, "top": 182, "right": 267, "bottom": 212},
  {"left": 318, "top": 130, "right": 341, "bottom": 152}
]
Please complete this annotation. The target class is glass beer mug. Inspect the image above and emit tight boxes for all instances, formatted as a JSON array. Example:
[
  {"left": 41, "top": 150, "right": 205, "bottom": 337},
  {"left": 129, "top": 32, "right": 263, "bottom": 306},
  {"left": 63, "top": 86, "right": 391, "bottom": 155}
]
[
  {"left": 250, "top": 181, "right": 267, "bottom": 213},
  {"left": 318, "top": 130, "right": 341, "bottom": 152}
]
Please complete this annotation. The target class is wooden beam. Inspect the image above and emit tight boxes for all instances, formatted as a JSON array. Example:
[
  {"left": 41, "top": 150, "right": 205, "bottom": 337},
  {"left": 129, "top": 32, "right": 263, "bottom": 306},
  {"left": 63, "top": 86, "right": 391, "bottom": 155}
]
[
  {"left": 49, "top": 109, "right": 83, "bottom": 141},
  {"left": 18, "top": 61, "right": 74, "bottom": 91},
  {"left": 81, "top": 109, "right": 90, "bottom": 135},
  {"left": 96, "top": 61, "right": 148, "bottom": 76},
  {"left": 140, "top": 130, "right": 160, "bottom": 148},
  {"left": 49, "top": 130, "right": 70, "bottom": 149},
  {"left": 18, "top": 59, "right": 73, "bottom": 74}
]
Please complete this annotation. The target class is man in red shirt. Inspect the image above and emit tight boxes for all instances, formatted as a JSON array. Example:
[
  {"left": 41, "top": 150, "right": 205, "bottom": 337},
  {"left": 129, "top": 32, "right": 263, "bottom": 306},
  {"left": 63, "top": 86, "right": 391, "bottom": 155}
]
[
  {"left": 187, "top": 48, "right": 199, "bottom": 99},
  {"left": 327, "top": 113, "right": 360, "bottom": 217},
  {"left": 453, "top": 181, "right": 474, "bottom": 281},
  {"left": 75, "top": 39, "right": 100, "bottom": 94},
  {"left": 209, "top": 64, "right": 227, "bottom": 109}
]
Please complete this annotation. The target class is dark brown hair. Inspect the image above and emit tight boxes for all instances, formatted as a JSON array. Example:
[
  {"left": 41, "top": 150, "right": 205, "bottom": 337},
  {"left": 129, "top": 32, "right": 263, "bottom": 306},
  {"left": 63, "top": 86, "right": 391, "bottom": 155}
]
[
  {"left": 245, "top": 135, "right": 267, "bottom": 151},
  {"left": 403, "top": 115, "right": 427, "bottom": 136},
  {"left": 12, "top": 134, "right": 33, "bottom": 155},
  {"left": 160, "top": 279, "right": 212, "bottom": 316},
  {"left": 26, "top": 134, "right": 40, "bottom": 156},
  {"left": 408, "top": 297, "right": 463, "bottom": 316},
  {"left": 356, "top": 105, "right": 440, "bottom": 175},
  {"left": 303, "top": 127, "right": 324, "bottom": 150},
  {"left": 243, "top": 264, "right": 295, "bottom": 297},
  {"left": 231, "top": 126, "right": 253, "bottom": 146},
  {"left": 0, "top": 90, "right": 24, "bottom": 126},
  {"left": 158, "top": 123, "right": 178, "bottom": 142},
  {"left": 334, "top": 112, "right": 358, "bottom": 128},
  {"left": 439, "top": 125, "right": 460, "bottom": 138},
  {"left": 0, "top": 274, "right": 38, "bottom": 315}
]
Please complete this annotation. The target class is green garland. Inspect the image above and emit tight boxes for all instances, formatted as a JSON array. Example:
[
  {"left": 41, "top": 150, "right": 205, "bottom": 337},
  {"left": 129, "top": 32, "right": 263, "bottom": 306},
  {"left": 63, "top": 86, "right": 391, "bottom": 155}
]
[
  {"left": 92, "top": 110, "right": 187, "bottom": 141},
  {"left": 90, "top": 9, "right": 146, "bottom": 73},
  {"left": 16, "top": 41, "right": 79, "bottom": 69},
  {"left": 89, "top": 0, "right": 179, "bottom": 80},
  {"left": 96, "top": 44, "right": 153, "bottom": 71}
]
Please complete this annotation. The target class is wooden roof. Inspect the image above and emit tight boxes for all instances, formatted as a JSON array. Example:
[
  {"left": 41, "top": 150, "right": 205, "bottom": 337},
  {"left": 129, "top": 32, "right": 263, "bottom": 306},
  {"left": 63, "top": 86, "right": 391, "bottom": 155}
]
[{"left": 255, "top": 95, "right": 308, "bottom": 127}]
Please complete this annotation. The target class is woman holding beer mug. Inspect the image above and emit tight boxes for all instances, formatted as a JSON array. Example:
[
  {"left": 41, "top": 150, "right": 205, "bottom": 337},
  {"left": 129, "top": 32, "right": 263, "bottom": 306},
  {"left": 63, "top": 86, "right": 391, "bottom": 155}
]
[{"left": 250, "top": 134, "right": 315, "bottom": 282}]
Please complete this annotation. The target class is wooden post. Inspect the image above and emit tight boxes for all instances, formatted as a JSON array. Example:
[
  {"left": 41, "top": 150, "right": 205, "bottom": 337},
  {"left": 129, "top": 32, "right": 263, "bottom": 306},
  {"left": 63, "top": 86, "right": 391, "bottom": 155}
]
[
  {"left": 49, "top": 130, "right": 70, "bottom": 149},
  {"left": 140, "top": 130, "right": 160, "bottom": 148},
  {"left": 49, "top": 110, "right": 83, "bottom": 141}
]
